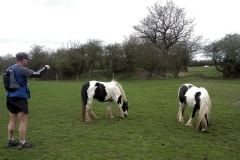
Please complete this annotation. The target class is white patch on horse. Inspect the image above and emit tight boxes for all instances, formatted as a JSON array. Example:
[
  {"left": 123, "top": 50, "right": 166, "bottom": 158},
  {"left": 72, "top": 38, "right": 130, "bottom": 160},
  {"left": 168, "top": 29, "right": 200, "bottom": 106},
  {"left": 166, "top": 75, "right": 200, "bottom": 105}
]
[{"left": 185, "top": 86, "right": 199, "bottom": 107}]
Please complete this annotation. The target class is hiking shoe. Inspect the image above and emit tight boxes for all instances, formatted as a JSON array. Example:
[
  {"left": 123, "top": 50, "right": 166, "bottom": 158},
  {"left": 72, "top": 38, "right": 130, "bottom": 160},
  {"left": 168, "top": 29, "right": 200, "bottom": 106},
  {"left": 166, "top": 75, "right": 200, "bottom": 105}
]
[
  {"left": 6, "top": 139, "right": 19, "bottom": 148},
  {"left": 18, "top": 142, "right": 35, "bottom": 150}
]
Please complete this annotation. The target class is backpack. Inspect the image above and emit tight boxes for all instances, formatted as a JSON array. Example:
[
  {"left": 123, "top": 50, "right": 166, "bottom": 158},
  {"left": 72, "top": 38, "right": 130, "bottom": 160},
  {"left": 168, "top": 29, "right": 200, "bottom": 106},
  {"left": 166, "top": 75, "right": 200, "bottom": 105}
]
[{"left": 3, "top": 65, "right": 24, "bottom": 92}]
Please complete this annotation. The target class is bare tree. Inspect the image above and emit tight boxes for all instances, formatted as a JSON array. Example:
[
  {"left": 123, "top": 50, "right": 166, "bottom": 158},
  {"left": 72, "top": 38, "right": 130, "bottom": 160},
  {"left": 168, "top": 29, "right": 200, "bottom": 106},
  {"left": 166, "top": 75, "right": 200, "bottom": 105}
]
[
  {"left": 0, "top": 56, "right": 3, "bottom": 72},
  {"left": 136, "top": 40, "right": 162, "bottom": 78},
  {"left": 0, "top": 54, "right": 15, "bottom": 72},
  {"left": 169, "top": 36, "right": 201, "bottom": 77},
  {"left": 203, "top": 33, "right": 240, "bottom": 78},
  {"left": 28, "top": 45, "right": 49, "bottom": 70},
  {"left": 84, "top": 39, "right": 104, "bottom": 77},
  {"left": 133, "top": 0, "right": 196, "bottom": 76},
  {"left": 105, "top": 43, "right": 124, "bottom": 72},
  {"left": 55, "top": 41, "right": 86, "bottom": 77},
  {"left": 122, "top": 36, "right": 139, "bottom": 73}
]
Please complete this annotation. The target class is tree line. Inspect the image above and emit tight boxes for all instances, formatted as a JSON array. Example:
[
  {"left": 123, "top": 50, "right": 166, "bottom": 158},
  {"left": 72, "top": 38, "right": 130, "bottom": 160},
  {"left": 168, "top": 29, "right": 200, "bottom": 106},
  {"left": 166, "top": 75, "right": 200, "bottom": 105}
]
[{"left": 1, "top": 1, "right": 239, "bottom": 79}]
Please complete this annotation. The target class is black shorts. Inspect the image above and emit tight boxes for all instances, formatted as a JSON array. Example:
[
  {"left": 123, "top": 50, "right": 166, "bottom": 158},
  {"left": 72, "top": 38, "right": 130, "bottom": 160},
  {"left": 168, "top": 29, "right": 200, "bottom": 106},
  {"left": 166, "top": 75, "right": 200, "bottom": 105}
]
[{"left": 7, "top": 97, "right": 29, "bottom": 114}]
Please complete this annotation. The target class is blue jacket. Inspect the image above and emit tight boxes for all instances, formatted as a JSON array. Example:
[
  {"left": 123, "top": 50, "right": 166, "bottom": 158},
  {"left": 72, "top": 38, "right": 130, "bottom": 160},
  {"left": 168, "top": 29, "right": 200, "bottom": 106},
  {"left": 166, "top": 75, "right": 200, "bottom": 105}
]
[
  {"left": 6, "top": 65, "right": 29, "bottom": 98},
  {"left": 6, "top": 64, "right": 48, "bottom": 98}
]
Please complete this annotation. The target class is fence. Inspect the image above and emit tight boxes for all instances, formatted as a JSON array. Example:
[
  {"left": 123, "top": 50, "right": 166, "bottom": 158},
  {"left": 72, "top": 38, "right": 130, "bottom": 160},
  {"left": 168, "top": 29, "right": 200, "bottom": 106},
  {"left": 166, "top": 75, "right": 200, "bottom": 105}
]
[
  {"left": 32, "top": 69, "right": 240, "bottom": 81},
  {"left": 33, "top": 71, "right": 147, "bottom": 81}
]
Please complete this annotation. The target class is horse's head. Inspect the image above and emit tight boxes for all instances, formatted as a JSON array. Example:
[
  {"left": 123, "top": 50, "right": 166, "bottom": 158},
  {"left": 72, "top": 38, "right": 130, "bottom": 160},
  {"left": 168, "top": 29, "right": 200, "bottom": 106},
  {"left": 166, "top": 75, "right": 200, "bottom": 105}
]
[{"left": 122, "top": 101, "right": 129, "bottom": 116}]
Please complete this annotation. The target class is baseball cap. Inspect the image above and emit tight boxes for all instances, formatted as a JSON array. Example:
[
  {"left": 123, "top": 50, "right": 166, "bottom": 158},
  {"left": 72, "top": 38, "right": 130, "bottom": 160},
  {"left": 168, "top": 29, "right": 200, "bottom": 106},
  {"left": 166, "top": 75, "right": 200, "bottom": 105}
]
[{"left": 16, "top": 52, "right": 30, "bottom": 61}]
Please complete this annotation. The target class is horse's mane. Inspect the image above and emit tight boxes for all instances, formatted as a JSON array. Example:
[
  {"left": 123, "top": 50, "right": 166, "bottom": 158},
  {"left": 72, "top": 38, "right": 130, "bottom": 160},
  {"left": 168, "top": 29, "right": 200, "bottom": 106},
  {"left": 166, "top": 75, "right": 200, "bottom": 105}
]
[{"left": 112, "top": 80, "right": 127, "bottom": 102}]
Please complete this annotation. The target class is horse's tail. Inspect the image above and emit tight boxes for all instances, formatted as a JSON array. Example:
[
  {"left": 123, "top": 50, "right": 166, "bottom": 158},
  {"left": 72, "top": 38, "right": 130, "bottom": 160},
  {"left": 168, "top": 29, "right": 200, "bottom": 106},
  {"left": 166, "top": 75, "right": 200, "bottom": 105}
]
[
  {"left": 80, "top": 83, "right": 88, "bottom": 122},
  {"left": 197, "top": 95, "right": 211, "bottom": 132}
]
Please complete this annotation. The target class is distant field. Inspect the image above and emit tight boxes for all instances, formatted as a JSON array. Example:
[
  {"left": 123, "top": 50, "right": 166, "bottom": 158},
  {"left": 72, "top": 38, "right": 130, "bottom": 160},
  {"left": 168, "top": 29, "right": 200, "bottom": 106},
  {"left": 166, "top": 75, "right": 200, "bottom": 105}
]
[
  {"left": 0, "top": 71, "right": 240, "bottom": 159},
  {"left": 185, "top": 66, "right": 222, "bottom": 78}
]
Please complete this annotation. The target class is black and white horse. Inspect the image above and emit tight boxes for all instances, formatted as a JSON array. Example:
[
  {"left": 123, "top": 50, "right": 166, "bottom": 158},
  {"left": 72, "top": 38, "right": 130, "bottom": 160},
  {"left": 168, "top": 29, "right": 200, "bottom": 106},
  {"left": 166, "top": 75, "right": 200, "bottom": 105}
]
[
  {"left": 177, "top": 83, "right": 211, "bottom": 132},
  {"left": 80, "top": 80, "right": 129, "bottom": 122}
]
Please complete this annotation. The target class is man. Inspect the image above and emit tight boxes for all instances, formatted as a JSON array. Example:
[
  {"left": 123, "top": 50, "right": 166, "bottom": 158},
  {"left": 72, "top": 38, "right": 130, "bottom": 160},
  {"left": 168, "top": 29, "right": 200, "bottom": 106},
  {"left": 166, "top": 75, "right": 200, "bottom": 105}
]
[{"left": 5, "top": 52, "right": 50, "bottom": 150}]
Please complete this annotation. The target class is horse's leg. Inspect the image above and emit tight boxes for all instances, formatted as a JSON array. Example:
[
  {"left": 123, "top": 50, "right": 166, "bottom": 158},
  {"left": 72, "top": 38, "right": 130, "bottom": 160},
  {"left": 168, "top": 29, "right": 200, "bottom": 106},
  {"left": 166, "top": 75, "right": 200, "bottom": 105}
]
[
  {"left": 106, "top": 102, "right": 114, "bottom": 118},
  {"left": 185, "top": 116, "right": 193, "bottom": 126},
  {"left": 89, "top": 107, "right": 98, "bottom": 119},
  {"left": 177, "top": 103, "right": 185, "bottom": 123},
  {"left": 84, "top": 104, "right": 92, "bottom": 121},
  {"left": 118, "top": 105, "right": 124, "bottom": 118},
  {"left": 186, "top": 107, "right": 198, "bottom": 126},
  {"left": 85, "top": 99, "right": 96, "bottom": 121}
]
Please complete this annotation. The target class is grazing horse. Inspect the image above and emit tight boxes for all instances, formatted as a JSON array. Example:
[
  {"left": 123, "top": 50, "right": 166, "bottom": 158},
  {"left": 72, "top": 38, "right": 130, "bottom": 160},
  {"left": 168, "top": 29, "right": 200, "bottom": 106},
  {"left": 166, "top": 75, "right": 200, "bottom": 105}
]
[
  {"left": 177, "top": 83, "right": 211, "bottom": 132},
  {"left": 80, "top": 80, "right": 129, "bottom": 122}
]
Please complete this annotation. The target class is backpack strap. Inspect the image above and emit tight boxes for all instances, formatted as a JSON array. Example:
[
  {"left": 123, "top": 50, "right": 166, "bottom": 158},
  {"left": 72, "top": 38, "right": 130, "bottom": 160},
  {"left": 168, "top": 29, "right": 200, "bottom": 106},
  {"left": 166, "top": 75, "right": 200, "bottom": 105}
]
[{"left": 11, "top": 65, "right": 27, "bottom": 87}]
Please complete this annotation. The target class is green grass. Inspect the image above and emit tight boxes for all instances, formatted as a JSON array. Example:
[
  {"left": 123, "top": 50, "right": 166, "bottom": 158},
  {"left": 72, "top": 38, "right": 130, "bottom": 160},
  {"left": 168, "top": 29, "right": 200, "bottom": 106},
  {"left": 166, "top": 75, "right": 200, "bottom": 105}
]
[{"left": 0, "top": 75, "right": 240, "bottom": 159}]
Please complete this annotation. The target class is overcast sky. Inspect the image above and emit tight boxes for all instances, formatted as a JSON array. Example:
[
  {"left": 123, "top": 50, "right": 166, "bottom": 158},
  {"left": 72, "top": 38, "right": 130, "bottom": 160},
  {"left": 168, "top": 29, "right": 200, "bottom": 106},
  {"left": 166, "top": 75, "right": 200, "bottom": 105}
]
[{"left": 0, "top": 0, "right": 239, "bottom": 60}]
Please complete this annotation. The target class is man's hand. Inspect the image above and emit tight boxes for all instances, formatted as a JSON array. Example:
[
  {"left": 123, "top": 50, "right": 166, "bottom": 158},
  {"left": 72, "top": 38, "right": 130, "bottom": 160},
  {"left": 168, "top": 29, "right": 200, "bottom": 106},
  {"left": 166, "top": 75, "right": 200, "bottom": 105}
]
[{"left": 45, "top": 65, "right": 50, "bottom": 69}]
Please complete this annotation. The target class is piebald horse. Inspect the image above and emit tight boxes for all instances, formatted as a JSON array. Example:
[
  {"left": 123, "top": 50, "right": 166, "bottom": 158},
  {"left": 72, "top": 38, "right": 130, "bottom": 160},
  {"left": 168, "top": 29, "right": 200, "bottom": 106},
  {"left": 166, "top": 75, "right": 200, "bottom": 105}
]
[
  {"left": 80, "top": 80, "right": 129, "bottom": 122},
  {"left": 177, "top": 83, "right": 211, "bottom": 132}
]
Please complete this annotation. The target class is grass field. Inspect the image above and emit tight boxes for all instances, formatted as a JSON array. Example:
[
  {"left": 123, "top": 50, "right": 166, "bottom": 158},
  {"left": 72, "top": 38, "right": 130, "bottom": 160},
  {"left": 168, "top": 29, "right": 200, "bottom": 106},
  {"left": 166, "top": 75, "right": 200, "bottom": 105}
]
[
  {"left": 184, "top": 66, "right": 222, "bottom": 79},
  {"left": 0, "top": 69, "right": 240, "bottom": 159}
]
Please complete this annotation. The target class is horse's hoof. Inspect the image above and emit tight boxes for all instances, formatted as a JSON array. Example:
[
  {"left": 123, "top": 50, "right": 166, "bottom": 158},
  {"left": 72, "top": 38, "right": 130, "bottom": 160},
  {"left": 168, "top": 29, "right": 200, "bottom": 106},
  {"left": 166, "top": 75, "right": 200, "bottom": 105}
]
[
  {"left": 80, "top": 117, "right": 85, "bottom": 121},
  {"left": 92, "top": 116, "right": 98, "bottom": 120},
  {"left": 178, "top": 118, "right": 184, "bottom": 123},
  {"left": 84, "top": 118, "right": 92, "bottom": 122},
  {"left": 107, "top": 116, "right": 114, "bottom": 119},
  {"left": 185, "top": 123, "right": 193, "bottom": 127}
]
